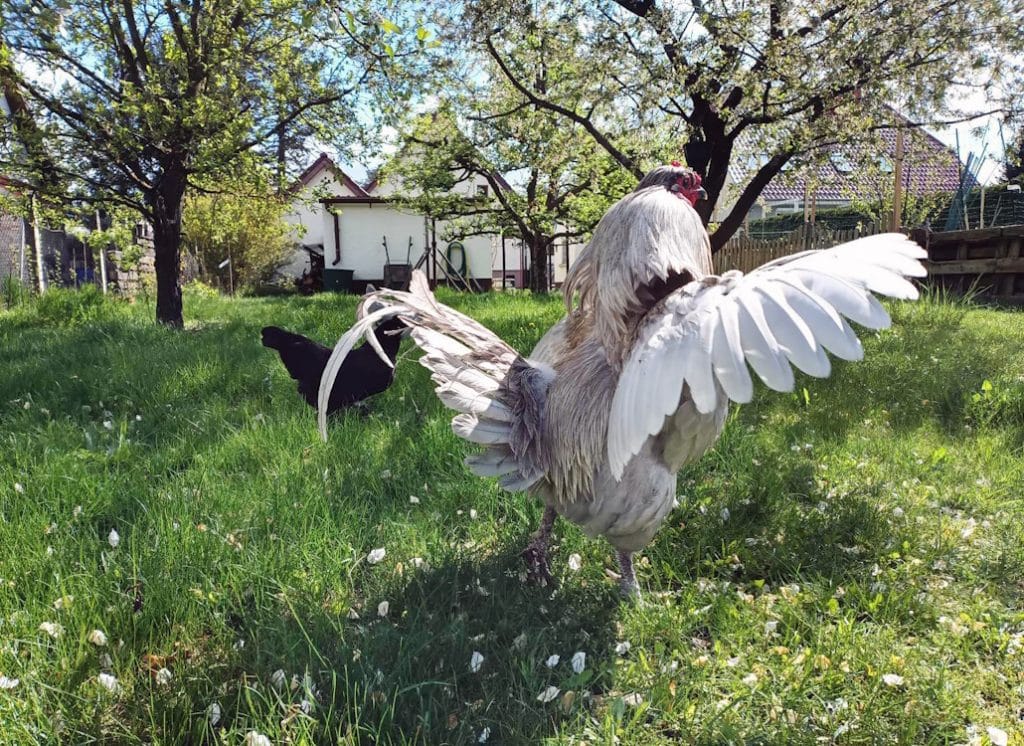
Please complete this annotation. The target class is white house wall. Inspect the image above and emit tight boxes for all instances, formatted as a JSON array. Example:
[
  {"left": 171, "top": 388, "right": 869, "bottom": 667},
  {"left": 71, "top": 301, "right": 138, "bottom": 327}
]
[
  {"left": 283, "top": 160, "right": 587, "bottom": 287},
  {"left": 283, "top": 169, "right": 361, "bottom": 277},
  {"left": 323, "top": 205, "right": 494, "bottom": 282},
  {"left": 332, "top": 203, "right": 424, "bottom": 278}
]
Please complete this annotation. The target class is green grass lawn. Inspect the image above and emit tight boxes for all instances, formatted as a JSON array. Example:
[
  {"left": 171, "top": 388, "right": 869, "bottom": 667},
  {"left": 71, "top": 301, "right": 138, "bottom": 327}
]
[{"left": 1, "top": 285, "right": 1022, "bottom": 745}]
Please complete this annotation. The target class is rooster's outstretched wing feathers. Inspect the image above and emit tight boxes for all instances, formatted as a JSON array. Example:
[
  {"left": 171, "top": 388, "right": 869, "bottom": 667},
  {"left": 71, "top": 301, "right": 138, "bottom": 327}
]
[
  {"left": 318, "top": 271, "right": 554, "bottom": 491},
  {"left": 607, "top": 234, "right": 928, "bottom": 480}
]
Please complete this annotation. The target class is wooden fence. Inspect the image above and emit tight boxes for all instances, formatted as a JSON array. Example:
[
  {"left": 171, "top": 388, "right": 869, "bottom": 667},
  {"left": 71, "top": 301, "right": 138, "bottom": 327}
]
[
  {"left": 714, "top": 223, "right": 883, "bottom": 274},
  {"left": 715, "top": 221, "right": 1024, "bottom": 306},
  {"left": 915, "top": 224, "right": 1024, "bottom": 305}
]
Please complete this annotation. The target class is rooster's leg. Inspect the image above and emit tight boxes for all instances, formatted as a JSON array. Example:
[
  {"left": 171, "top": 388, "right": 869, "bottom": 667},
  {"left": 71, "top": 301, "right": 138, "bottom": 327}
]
[
  {"left": 616, "top": 549, "right": 641, "bottom": 599},
  {"left": 521, "top": 506, "right": 557, "bottom": 586}
]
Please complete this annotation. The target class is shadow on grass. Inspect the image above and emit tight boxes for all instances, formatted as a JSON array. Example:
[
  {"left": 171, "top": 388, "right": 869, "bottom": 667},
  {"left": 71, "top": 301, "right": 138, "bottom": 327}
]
[{"left": 226, "top": 544, "right": 620, "bottom": 744}]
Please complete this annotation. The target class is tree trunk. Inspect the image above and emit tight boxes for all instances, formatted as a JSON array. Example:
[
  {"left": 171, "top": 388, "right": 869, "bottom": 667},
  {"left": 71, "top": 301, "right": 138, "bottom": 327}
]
[
  {"left": 30, "top": 193, "right": 48, "bottom": 294},
  {"left": 149, "top": 162, "right": 187, "bottom": 327},
  {"left": 95, "top": 209, "right": 108, "bottom": 293},
  {"left": 527, "top": 236, "right": 551, "bottom": 293}
]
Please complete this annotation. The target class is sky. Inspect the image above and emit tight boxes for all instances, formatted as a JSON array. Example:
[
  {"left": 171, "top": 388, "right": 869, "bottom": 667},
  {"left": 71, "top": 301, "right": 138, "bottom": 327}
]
[
  {"left": 926, "top": 79, "right": 1011, "bottom": 186},
  {"left": 12, "top": 37, "right": 1015, "bottom": 189}
]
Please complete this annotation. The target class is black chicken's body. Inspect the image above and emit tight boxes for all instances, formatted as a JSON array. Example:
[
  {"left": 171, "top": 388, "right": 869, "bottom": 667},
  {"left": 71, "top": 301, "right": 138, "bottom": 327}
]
[{"left": 261, "top": 319, "right": 404, "bottom": 414}]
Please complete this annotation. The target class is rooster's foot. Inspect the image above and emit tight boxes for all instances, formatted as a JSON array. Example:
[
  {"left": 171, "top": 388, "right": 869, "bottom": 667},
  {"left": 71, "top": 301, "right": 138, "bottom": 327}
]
[
  {"left": 616, "top": 549, "right": 642, "bottom": 602},
  {"left": 521, "top": 505, "right": 558, "bottom": 587},
  {"left": 521, "top": 543, "right": 554, "bottom": 587}
]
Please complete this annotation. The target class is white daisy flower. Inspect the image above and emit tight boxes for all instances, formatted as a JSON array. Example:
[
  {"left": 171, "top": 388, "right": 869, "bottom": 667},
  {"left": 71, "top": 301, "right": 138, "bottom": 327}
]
[
  {"left": 408, "top": 495, "right": 420, "bottom": 504},
  {"left": 881, "top": 673, "right": 904, "bottom": 687},
  {"left": 470, "top": 651, "right": 484, "bottom": 673},
  {"left": 614, "top": 641, "right": 631, "bottom": 655},
  {"left": 571, "top": 651, "right": 586, "bottom": 674},
  {"left": 367, "top": 547, "right": 386, "bottom": 564},
  {"left": 96, "top": 673, "right": 120, "bottom": 694},
  {"left": 536, "top": 685, "right": 560, "bottom": 703},
  {"left": 567, "top": 554, "right": 582, "bottom": 572},
  {"left": 244, "top": 733, "right": 271, "bottom": 746},
  {"left": 108, "top": 529, "right": 120, "bottom": 548},
  {"left": 155, "top": 668, "right": 172, "bottom": 685},
  {"left": 38, "top": 622, "right": 63, "bottom": 638},
  {"left": 377, "top": 601, "right": 389, "bottom": 617},
  {"left": 88, "top": 629, "right": 107, "bottom": 646},
  {"left": 986, "top": 727, "right": 1008, "bottom": 746}
]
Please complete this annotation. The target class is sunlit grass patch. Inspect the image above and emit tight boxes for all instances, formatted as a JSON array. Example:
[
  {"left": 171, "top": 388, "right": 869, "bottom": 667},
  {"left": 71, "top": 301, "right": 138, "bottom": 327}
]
[{"left": 1, "top": 287, "right": 1022, "bottom": 743}]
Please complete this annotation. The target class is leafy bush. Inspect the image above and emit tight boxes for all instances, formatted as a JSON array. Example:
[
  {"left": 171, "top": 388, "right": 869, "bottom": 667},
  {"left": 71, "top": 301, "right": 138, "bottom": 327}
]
[
  {"left": 183, "top": 189, "right": 295, "bottom": 292},
  {"left": 183, "top": 279, "right": 221, "bottom": 300},
  {"left": 1, "top": 276, "right": 30, "bottom": 309},
  {"left": 745, "top": 206, "right": 876, "bottom": 237},
  {"left": 31, "top": 284, "right": 127, "bottom": 326}
]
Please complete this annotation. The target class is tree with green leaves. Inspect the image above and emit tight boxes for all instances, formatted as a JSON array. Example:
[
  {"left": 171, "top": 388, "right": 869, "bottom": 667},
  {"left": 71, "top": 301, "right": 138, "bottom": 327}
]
[
  {"left": 1006, "top": 121, "right": 1024, "bottom": 184},
  {"left": 385, "top": 9, "right": 641, "bottom": 293},
  {"left": 183, "top": 184, "right": 294, "bottom": 291},
  {"left": 0, "top": 1, "right": 427, "bottom": 326},
  {"left": 459, "top": 0, "right": 1024, "bottom": 252}
]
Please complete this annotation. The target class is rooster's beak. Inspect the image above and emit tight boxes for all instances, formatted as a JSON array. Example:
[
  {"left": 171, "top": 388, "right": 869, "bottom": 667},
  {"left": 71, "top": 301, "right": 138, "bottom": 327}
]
[{"left": 696, "top": 187, "right": 708, "bottom": 202}]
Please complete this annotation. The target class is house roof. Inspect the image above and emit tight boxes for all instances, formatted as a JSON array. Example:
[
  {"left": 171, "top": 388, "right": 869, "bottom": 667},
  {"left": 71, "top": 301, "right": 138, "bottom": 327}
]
[
  {"left": 742, "top": 113, "right": 969, "bottom": 204},
  {"left": 291, "top": 153, "right": 371, "bottom": 197},
  {"left": 293, "top": 152, "right": 513, "bottom": 199},
  {"left": 362, "top": 167, "right": 513, "bottom": 195}
]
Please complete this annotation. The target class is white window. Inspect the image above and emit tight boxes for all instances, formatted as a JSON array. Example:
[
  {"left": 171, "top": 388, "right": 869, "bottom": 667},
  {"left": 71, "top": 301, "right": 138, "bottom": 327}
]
[{"left": 830, "top": 152, "right": 854, "bottom": 174}]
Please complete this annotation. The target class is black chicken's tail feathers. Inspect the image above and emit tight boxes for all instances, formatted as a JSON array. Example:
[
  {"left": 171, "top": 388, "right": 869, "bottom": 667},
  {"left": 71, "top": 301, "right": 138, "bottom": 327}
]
[{"left": 261, "top": 325, "right": 299, "bottom": 351}]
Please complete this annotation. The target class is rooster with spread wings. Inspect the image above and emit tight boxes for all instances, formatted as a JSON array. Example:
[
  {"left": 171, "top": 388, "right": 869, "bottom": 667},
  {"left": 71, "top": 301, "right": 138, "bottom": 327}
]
[{"left": 318, "top": 164, "right": 927, "bottom": 598}]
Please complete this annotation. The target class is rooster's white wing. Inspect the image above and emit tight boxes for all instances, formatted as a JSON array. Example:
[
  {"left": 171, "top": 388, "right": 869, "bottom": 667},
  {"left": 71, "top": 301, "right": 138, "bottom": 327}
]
[
  {"left": 319, "top": 271, "right": 554, "bottom": 491},
  {"left": 607, "top": 233, "right": 927, "bottom": 480}
]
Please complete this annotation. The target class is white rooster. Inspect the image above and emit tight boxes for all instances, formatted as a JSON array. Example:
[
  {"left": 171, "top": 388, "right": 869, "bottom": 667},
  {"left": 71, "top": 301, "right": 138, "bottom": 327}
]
[{"left": 318, "top": 164, "right": 927, "bottom": 598}]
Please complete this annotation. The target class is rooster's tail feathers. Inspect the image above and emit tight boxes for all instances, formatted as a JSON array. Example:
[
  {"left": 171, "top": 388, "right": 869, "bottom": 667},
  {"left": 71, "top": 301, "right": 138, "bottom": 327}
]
[{"left": 319, "top": 270, "right": 554, "bottom": 492}]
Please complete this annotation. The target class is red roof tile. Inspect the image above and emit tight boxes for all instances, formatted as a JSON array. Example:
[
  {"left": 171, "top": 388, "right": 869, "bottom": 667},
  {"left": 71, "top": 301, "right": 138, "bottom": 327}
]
[
  {"left": 290, "top": 153, "right": 370, "bottom": 197},
  {"left": 758, "top": 125, "right": 967, "bottom": 203}
]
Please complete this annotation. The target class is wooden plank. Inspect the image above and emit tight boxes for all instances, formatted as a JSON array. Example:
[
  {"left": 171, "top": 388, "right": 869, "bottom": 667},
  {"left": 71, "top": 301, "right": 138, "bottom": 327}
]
[{"left": 925, "top": 257, "right": 1024, "bottom": 275}]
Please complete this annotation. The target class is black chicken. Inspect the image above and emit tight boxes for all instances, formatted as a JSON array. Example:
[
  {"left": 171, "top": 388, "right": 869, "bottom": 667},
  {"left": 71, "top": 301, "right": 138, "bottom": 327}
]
[{"left": 261, "top": 318, "right": 405, "bottom": 415}]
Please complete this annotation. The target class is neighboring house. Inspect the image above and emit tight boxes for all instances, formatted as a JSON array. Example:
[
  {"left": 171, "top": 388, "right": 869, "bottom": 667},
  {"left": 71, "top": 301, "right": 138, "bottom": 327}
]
[
  {"left": 283, "top": 153, "right": 582, "bottom": 291},
  {"left": 0, "top": 177, "right": 29, "bottom": 283},
  {"left": 1, "top": 85, "right": 94, "bottom": 290},
  {"left": 714, "top": 113, "right": 967, "bottom": 225}
]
